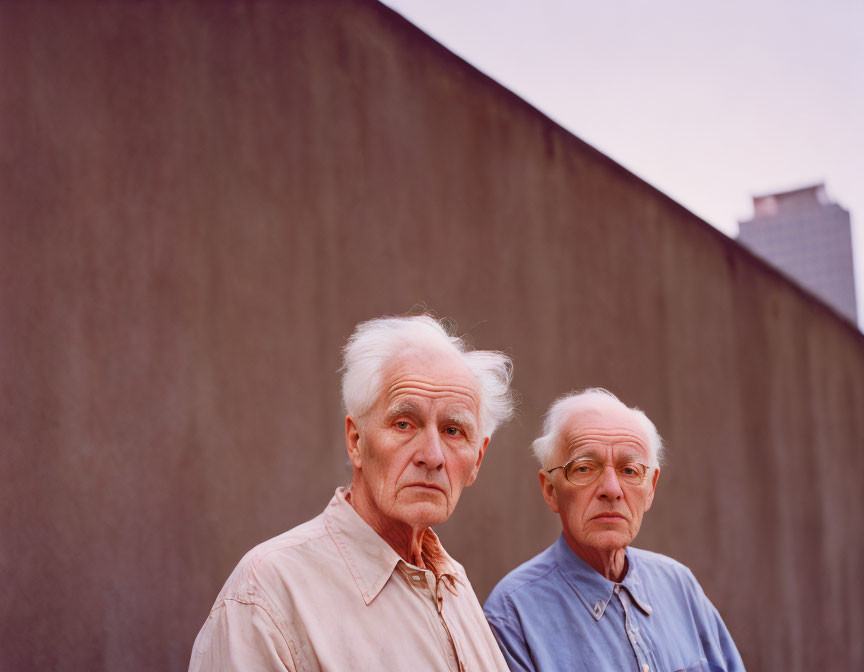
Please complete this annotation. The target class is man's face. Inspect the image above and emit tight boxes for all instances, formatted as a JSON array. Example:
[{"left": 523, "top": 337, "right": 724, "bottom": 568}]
[
  {"left": 539, "top": 401, "right": 660, "bottom": 557},
  {"left": 346, "top": 347, "right": 488, "bottom": 533}
]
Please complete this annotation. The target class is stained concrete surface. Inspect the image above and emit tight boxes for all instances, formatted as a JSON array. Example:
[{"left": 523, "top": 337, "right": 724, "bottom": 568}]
[{"left": 1, "top": 1, "right": 863, "bottom": 669}]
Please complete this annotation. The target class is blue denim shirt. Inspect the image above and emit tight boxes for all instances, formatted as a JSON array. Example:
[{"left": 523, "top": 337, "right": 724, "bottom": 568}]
[{"left": 484, "top": 535, "right": 745, "bottom": 672}]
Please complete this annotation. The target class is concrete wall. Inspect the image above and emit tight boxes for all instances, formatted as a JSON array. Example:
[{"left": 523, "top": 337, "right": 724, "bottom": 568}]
[{"left": 2, "top": 1, "right": 862, "bottom": 669}]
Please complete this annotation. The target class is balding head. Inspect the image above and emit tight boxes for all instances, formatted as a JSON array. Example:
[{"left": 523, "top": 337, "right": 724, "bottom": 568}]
[{"left": 531, "top": 388, "right": 663, "bottom": 469}]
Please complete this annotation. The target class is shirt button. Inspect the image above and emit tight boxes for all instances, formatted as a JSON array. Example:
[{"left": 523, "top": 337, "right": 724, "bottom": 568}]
[
  {"left": 613, "top": 585, "right": 621, "bottom": 594},
  {"left": 642, "top": 665, "right": 650, "bottom": 672}
]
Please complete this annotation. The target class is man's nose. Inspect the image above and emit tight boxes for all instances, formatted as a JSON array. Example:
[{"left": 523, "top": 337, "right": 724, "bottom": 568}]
[
  {"left": 596, "top": 464, "right": 623, "bottom": 500},
  {"left": 413, "top": 429, "right": 445, "bottom": 470}
]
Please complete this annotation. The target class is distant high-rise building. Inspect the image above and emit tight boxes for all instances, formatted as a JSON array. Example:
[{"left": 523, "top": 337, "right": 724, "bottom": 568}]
[{"left": 738, "top": 183, "right": 858, "bottom": 324}]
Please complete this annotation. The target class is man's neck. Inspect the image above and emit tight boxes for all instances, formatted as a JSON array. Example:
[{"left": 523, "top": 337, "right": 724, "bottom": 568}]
[
  {"left": 563, "top": 532, "right": 629, "bottom": 582},
  {"left": 346, "top": 485, "right": 428, "bottom": 567}
]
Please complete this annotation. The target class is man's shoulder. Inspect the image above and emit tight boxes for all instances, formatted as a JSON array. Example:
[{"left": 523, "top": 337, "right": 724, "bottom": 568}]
[
  {"left": 629, "top": 546, "right": 697, "bottom": 579},
  {"left": 248, "top": 514, "right": 332, "bottom": 563},
  {"left": 217, "top": 510, "right": 337, "bottom": 602},
  {"left": 485, "top": 544, "right": 558, "bottom": 610},
  {"left": 628, "top": 546, "right": 707, "bottom": 601}
]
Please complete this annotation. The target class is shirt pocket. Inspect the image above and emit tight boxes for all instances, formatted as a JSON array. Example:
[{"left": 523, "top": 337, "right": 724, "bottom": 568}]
[{"left": 675, "top": 658, "right": 710, "bottom": 672}]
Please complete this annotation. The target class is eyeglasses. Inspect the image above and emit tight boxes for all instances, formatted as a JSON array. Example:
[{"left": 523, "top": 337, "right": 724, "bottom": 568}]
[{"left": 547, "top": 459, "right": 651, "bottom": 487}]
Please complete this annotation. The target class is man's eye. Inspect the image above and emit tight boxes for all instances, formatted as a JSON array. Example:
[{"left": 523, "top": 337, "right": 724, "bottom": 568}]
[
  {"left": 395, "top": 421, "right": 411, "bottom": 430},
  {"left": 569, "top": 461, "right": 599, "bottom": 475},
  {"left": 444, "top": 427, "right": 462, "bottom": 436}
]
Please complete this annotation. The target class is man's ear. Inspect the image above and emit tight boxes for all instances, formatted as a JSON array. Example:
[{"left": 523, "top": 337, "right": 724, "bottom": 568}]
[
  {"left": 644, "top": 466, "right": 660, "bottom": 512},
  {"left": 346, "top": 416, "right": 362, "bottom": 469},
  {"left": 464, "top": 436, "right": 490, "bottom": 487},
  {"left": 539, "top": 469, "right": 560, "bottom": 514}
]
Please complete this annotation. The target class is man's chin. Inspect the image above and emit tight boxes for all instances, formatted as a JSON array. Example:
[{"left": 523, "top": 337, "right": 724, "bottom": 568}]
[
  {"left": 396, "top": 499, "right": 451, "bottom": 528},
  {"left": 585, "top": 530, "right": 634, "bottom": 552}
]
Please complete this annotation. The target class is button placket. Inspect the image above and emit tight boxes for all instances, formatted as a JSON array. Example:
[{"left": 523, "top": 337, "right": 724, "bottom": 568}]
[
  {"left": 618, "top": 587, "right": 651, "bottom": 672},
  {"left": 405, "top": 568, "right": 430, "bottom": 591},
  {"left": 434, "top": 575, "right": 463, "bottom": 672}
]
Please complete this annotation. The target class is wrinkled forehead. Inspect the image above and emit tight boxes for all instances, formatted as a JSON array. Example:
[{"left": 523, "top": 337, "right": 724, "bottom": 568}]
[
  {"left": 559, "top": 402, "right": 651, "bottom": 460},
  {"left": 377, "top": 347, "right": 482, "bottom": 414}
]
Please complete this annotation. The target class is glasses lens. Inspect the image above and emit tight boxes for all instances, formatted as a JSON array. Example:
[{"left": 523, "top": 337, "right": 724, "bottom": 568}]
[
  {"left": 564, "top": 460, "right": 601, "bottom": 485},
  {"left": 618, "top": 463, "right": 647, "bottom": 485},
  {"left": 563, "top": 460, "right": 647, "bottom": 486}
]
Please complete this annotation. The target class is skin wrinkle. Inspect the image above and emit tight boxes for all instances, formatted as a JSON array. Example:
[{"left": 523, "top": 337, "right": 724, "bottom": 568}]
[
  {"left": 386, "top": 380, "right": 480, "bottom": 395},
  {"left": 565, "top": 446, "right": 646, "bottom": 467},
  {"left": 384, "top": 382, "right": 480, "bottom": 402},
  {"left": 540, "top": 400, "right": 660, "bottom": 582},
  {"left": 346, "top": 350, "right": 488, "bottom": 571},
  {"left": 565, "top": 430, "right": 647, "bottom": 450}
]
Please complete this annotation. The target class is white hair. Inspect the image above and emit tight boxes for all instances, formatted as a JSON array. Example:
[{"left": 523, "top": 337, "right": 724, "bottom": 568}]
[
  {"left": 340, "top": 315, "right": 515, "bottom": 438},
  {"left": 531, "top": 388, "right": 664, "bottom": 468}
]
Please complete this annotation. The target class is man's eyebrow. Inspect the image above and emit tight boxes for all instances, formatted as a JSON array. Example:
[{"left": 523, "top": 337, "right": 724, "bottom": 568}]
[
  {"left": 569, "top": 449, "right": 646, "bottom": 463},
  {"left": 442, "top": 412, "right": 478, "bottom": 429},
  {"left": 617, "top": 451, "right": 647, "bottom": 463},
  {"left": 384, "top": 401, "right": 421, "bottom": 420}
]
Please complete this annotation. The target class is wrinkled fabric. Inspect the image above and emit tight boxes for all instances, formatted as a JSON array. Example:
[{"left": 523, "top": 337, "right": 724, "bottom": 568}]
[
  {"left": 190, "top": 487, "right": 508, "bottom": 672},
  {"left": 484, "top": 535, "right": 745, "bottom": 672}
]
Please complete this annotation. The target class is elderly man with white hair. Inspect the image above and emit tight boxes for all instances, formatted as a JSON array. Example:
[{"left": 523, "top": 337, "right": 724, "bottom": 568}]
[
  {"left": 190, "top": 314, "right": 514, "bottom": 671},
  {"left": 484, "top": 388, "right": 745, "bottom": 672}
]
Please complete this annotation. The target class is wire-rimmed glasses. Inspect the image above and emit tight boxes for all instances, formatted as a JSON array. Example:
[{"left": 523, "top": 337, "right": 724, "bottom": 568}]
[{"left": 547, "top": 458, "right": 651, "bottom": 487}]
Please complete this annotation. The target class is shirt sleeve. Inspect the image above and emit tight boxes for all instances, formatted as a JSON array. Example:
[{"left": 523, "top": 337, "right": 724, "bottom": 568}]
[
  {"left": 188, "top": 598, "right": 298, "bottom": 672},
  {"left": 686, "top": 568, "right": 746, "bottom": 672},
  {"left": 703, "top": 599, "right": 746, "bottom": 672},
  {"left": 484, "top": 597, "right": 536, "bottom": 672}
]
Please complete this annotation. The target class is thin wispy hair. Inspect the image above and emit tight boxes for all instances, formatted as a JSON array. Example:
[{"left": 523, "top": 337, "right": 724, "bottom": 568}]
[{"left": 340, "top": 314, "right": 514, "bottom": 438}]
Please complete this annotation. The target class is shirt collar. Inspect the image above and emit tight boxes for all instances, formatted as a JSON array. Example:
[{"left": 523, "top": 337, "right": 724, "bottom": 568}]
[
  {"left": 551, "top": 534, "right": 653, "bottom": 621},
  {"left": 322, "top": 487, "right": 461, "bottom": 605}
]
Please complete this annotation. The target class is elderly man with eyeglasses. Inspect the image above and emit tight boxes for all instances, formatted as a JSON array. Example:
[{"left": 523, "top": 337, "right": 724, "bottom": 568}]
[{"left": 484, "top": 388, "right": 745, "bottom": 672}]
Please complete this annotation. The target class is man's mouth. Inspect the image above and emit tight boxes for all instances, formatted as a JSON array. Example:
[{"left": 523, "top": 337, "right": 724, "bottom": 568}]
[
  {"left": 404, "top": 483, "right": 445, "bottom": 494},
  {"left": 592, "top": 512, "right": 626, "bottom": 523}
]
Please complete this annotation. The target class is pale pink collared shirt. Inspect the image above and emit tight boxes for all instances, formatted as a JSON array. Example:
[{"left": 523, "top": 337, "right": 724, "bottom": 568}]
[{"left": 189, "top": 487, "right": 508, "bottom": 671}]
